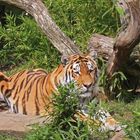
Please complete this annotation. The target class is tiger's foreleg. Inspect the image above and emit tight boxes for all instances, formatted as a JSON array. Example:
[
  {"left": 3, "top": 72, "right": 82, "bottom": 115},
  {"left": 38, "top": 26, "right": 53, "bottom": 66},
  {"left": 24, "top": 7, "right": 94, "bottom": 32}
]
[{"left": 74, "top": 108, "right": 122, "bottom": 133}]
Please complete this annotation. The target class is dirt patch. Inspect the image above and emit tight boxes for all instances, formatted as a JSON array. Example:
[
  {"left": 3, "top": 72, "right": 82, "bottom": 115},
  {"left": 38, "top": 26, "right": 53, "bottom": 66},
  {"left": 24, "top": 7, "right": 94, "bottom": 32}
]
[{"left": 0, "top": 111, "right": 48, "bottom": 138}]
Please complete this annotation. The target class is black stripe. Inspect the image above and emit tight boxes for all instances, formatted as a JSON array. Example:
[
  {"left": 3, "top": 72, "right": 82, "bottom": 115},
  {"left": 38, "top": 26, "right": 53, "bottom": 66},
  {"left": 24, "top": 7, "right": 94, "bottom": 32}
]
[
  {"left": 13, "top": 86, "right": 19, "bottom": 100},
  {"left": 1, "top": 85, "right": 4, "bottom": 92},
  {"left": 5, "top": 89, "right": 11, "bottom": 98},
  {"left": 26, "top": 82, "right": 33, "bottom": 101},
  {"left": 40, "top": 76, "right": 47, "bottom": 103},
  {"left": 10, "top": 70, "right": 25, "bottom": 82},
  {"left": 15, "top": 97, "right": 19, "bottom": 113},
  {"left": 0, "top": 75, "right": 8, "bottom": 82},
  {"left": 35, "top": 81, "right": 40, "bottom": 115},
  {"left": 22, "top": 92, "right": 27, "bottom": 114},
  {"left": 26, "top": 75, "right": 42, "bottom": 101},
  {"left": 25, "top": 74, "right": 35, "bottom": 86},
  {"left": 18, "top": 79, "right": 25, "bottom": 93},
  {"left": 35, "top": 98, "right": 40, "bottom": 115},
  {"left": 65, "top": 70, "right": 68, "bottom": 83}
]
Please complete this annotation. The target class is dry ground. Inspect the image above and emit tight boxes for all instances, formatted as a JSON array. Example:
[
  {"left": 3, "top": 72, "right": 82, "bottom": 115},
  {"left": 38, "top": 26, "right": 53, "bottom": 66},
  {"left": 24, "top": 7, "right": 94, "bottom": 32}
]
[{"left": 0, "top": 111, "right": 47, "bottom": 138}]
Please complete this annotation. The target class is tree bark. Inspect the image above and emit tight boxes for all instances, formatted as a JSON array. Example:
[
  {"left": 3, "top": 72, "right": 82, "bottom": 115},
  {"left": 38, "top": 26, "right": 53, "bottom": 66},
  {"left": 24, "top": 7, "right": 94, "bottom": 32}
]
[
  {"left": 88, "top": 0, "right": 140, "bottom": 78},
  {"left": 88, "top": 34, "right": 114, "bottom": 60},
  {"left": 0, "top": 0, "right": 81, "bottom": 55},
  {"left": 107, "top": 0, "right": 140, "bottom": 77}
]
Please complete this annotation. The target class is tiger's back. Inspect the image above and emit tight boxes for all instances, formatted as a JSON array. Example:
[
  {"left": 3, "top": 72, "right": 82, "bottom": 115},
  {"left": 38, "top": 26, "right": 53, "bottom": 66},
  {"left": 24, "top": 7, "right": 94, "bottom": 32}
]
[{"left": 0, "top": 69, "right": 52, "bottom": 115}]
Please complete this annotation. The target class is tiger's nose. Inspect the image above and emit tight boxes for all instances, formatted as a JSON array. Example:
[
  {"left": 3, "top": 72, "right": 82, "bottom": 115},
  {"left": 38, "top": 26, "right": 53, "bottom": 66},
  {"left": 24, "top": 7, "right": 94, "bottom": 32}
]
[{"left": 83, "top": 83, "right": 92, "bottom": 88}]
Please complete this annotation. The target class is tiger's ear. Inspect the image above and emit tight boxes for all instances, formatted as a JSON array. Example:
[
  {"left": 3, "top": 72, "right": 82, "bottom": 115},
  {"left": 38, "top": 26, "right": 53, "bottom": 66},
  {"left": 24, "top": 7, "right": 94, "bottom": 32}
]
[
  {"left": 88, "top": 50, "right": 97, "bottom": 60},
  {"left": 61, "top": 54, "right": 69, "bottom": 66}
]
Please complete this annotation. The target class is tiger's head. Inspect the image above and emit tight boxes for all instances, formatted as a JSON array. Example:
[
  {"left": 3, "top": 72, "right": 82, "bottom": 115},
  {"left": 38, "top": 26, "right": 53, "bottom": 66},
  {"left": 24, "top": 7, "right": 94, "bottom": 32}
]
[{"left": 60, "top": 51, "right": 98, "bottom": 98}]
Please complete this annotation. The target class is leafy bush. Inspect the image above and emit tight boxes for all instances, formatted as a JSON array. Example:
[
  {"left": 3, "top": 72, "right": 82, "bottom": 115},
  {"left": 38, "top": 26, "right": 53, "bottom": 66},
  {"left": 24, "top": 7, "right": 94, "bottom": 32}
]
[
  {"left": 25, "top": 83, "right": 90, "bottom": 140},
  {"left": 25, "top": 83, "right": 120, "bottom": 140},
  {"left": 52, "top": 83, "right": 80, "bottom": 122},
  {"left": 0, "top": 134, "right": 15, "bottom": 140}
]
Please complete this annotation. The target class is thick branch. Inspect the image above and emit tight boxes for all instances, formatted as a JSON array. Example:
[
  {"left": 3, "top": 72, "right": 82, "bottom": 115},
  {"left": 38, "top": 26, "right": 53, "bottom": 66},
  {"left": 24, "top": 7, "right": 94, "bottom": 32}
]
[
  {"left": 107, "top": 0, "right": 140, "bottom": 77},
  {"left": 88, "top": 34, "right": 140, "bottom": 79},
  {"left": 1, "top": 0, "right": 80, "bottom": 55},
  {"left": 88, "top": 34, "right": 114, "bottom": 60}
]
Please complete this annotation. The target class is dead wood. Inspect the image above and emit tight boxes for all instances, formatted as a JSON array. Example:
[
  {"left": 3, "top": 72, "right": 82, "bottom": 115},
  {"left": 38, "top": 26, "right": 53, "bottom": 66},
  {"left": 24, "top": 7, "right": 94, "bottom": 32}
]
[
  {"left": 88, "top": 34, "right": 114, "bottom": 60},
  {"left": 107, "top": 0, "right": 140, "bottom": 77},
  {"left": 88, "top": 0, "right": 140, "bottom": 78}
]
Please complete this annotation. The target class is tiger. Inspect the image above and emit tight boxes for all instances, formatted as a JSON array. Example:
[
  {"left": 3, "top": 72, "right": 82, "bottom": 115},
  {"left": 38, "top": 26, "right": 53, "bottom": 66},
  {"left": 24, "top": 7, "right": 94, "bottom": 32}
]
[{"left": 0, "top": 52, "right": 122, "bottom": 132}]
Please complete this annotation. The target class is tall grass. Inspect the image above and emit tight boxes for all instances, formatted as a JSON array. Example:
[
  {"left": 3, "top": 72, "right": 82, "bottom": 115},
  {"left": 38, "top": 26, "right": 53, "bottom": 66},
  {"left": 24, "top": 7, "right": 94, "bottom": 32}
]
[
  {"left": 0, "top": 14, "right": 60, "bottom": 73},
  {"left": 45, "top": 0, "right": 119, "bottom": 50}
]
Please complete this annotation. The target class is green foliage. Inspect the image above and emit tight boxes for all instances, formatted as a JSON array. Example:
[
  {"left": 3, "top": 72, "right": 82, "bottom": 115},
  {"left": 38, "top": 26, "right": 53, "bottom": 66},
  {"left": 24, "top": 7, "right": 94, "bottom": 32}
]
[
  {"left": 98, "top": 58, "right": 128, "bottom": 100},
  {"left": 25, "top": 120, "right": 90, "bottom": 140},
  {"left": 25, "top": 83, "right": 90, "bottom": 140},
  {"left": 108, "top": 72, "right": 127, "bottom": 99},
  {"left": 126, "top": 111, "right": 140, "bottom": 140},
  {"left": 124, "top": 100, "right": 140, "bottom": 140},
  {"left": 44, "top": 0, "right": 120, "bottom": 51},
  {"left": 0, "top": 13, "right": 59, "bottom": 73},
  {"left": 0, "top": 134, "right": 16, "bottom": 140},
  {"left": 52, "top": 83, "right": 80, "bottom": 122}
]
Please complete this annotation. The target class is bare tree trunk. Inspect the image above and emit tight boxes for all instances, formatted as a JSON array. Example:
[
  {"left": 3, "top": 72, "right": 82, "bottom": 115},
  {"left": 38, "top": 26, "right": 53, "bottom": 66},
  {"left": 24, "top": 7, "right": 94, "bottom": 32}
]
[
  {"left": 0, "top": 0, "right": 81, "bottom": 55},
  {"left": 87, "top": 0, "right": 140, "bottom": 98},
  {"left": 107, "top": 0, "right": 140, "bottom": 77},
  {"left": 88, "top": 0, "right": 140, "bottom": 78}
]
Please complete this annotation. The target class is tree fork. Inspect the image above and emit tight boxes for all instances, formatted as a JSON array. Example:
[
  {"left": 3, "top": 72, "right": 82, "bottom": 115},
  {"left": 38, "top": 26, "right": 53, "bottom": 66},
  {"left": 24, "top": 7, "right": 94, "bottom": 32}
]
[
  {"left": 88, "top": 0, "right": 140, "bottom": 78},
  {"left": 107, "top": 0, "right": 140, "bottom": 77}
]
